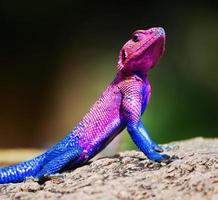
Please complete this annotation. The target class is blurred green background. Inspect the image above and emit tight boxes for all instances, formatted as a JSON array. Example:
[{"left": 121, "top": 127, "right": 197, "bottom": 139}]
[{"left": 0, "top": 1, "right": 217, "bottom": 151}]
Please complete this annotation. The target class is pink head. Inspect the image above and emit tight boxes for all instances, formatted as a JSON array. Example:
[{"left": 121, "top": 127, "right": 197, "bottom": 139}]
[{"left": 117, "top": 27, "right": 166, "bottom": 74}]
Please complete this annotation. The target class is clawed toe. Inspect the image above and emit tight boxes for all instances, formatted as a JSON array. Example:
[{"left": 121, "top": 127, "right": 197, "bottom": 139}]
[
  {"left": 161, "top": 143, "right": 177, "bottom": 152},
  {"left": 160, "top": 154, "right": 172, "bottom": 164},
  {"left": 160, "top": 154, "right": 179, "bottom": 164},
  {"left": 161, "top": 154, "right": 170, "bottom": 160},
  {"left": 147, "top": 152, "right": 173, "bottom": 163},
  {"left": 25, "top": 176, "right": 39, "bottom": 182},
  {"left": 47, "top": 173, "right": 65, "bottom": 179},
  {"left": 153, "top": 144, "right": 164, "bottom": 152}
]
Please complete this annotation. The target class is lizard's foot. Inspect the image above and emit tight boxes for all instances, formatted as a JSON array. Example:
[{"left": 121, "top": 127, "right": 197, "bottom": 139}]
[
  {"left": 152, "top": 143, "right": 164, "bottom": 152},
  {"left": 25, "top": 176, "right": 39, "bottom": 182},
  {"left": 160, "top": 143, "right": 177, "bottom": 152},
  {"left": 147, "top": 151, "right": 171, "bottom": 163},
  {"left": 46, "top": 173, "right": 65, "bottom": 179},
  {"left": 152, "top": 143, "right": 177, "bottom": 152}
]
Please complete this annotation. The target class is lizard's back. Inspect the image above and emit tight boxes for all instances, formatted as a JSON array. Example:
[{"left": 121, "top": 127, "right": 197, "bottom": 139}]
[{"left": 73, "top": 81, "right": 124, "bottom": 160}]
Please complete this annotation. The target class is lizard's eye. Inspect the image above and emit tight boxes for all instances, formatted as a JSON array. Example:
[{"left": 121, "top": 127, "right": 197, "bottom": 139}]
[
  {"left": 132, "top": 32, "right": 143, "bottom": 42},
  {"left": 132, "top": 34, "right": 139, "bottom": 42}
]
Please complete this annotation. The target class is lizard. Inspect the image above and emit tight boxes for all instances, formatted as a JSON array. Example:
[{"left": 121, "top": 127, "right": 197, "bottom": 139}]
[{"left": 0, "top": 27, "right": 171, "bottom": 184}]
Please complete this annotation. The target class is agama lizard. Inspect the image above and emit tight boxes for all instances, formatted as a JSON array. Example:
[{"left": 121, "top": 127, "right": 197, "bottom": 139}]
[{"left": 0, "top": 27, "right": 171, "bottom": 184}]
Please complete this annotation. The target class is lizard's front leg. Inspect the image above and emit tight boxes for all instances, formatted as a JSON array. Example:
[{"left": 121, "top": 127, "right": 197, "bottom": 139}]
[
  {"left": 127, "top": 122, "right": 170, "bottom": 162},
  {"left": 138, "top": 120, "right": 177, "bottom": 152},
  {"left": 137, "top": 121, "right": 164, "bottom": 153},
  {"left": 121, "top": 80, "right": 170, "bottom": 162}
]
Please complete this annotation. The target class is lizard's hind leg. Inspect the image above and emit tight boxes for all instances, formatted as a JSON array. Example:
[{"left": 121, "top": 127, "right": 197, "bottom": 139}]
[{"left": 35, "top": 148, "right": 83, "bottom": 179}]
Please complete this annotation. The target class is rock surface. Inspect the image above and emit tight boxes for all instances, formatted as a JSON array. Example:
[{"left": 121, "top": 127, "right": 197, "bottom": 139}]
[{"left": 0, "top": 137, "right": 218, "bottom": 200}]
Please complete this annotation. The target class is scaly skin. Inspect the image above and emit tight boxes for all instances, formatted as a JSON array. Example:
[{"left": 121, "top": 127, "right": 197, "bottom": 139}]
[{"left": 0, "top": 27, "right": 171, "bottom": 184}]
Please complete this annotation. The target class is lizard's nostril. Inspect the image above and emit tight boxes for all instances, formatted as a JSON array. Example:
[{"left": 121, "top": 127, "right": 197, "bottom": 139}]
[{"left": 158, "top": 27, "right": 165, "bottom": 35}]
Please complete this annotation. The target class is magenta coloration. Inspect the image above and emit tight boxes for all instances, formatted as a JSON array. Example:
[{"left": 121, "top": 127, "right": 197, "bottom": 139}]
[
  {"left": 74, "top": 27, "right": 166, "bottom": 161},
  {"left": 0, "top": 27, "right": 172, "bottom": 184}
]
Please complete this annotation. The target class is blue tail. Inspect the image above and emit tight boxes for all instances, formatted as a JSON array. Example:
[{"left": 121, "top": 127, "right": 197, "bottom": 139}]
[
  {"left": 0, "top": 154, "right": 46, "bottom": 184},
  {"left": 0, "top": 134, "right": 84, "bottom": 184}
]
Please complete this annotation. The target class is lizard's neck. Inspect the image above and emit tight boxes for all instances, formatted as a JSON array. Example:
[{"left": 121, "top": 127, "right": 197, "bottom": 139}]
[{"left": 115, "top": 69, "right": 147, "bottom": 82}]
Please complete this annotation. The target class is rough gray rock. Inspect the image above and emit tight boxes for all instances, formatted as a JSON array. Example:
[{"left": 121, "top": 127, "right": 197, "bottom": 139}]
[{"left": 0, "top": 137, "right": 218, "bottom": 200}]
